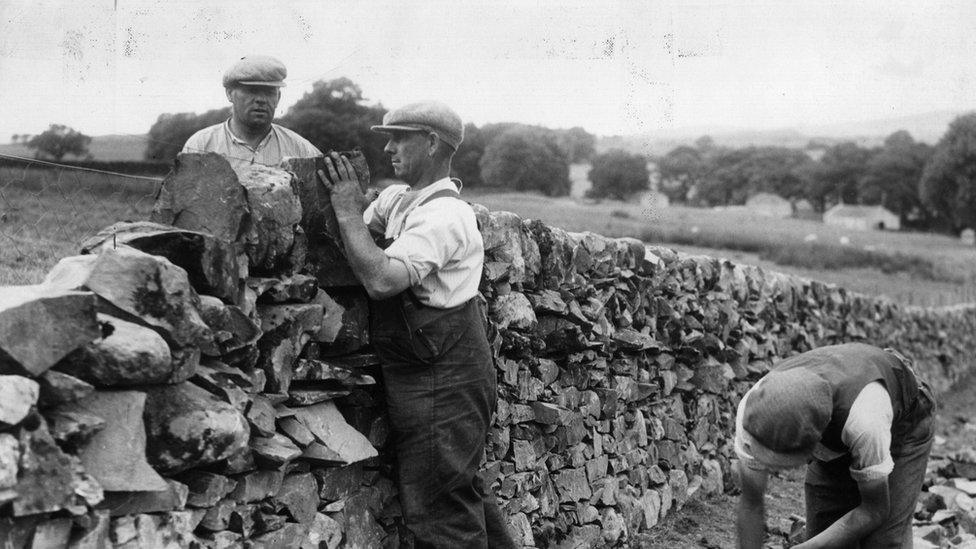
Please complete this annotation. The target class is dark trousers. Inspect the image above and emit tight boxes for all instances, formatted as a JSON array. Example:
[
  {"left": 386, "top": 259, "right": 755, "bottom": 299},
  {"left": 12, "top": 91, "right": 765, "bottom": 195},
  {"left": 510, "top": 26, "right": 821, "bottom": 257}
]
[
  {"left": 372, "top": 295, "right": 517, "bottom": 549},
  {"left": 804, "top": 383, "right": 935, "bottom": 548}
]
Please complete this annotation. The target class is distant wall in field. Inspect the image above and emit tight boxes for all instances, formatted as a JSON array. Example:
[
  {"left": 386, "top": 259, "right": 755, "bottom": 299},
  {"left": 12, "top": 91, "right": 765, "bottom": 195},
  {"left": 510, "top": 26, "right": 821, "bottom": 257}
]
[
  {"left": 2, "top": 153, "right": 974, "bottom": 547},
  {"left": 0, "top": 156, "right": 170, "bottom": 177}
]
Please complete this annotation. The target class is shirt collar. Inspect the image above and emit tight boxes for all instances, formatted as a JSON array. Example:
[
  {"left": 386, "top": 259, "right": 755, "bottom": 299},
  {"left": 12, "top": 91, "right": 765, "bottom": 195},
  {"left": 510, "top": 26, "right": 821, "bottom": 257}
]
[
  {"left": 224, "top": 119, "right": 276, "bottom": 150},
  {"left": 411, "top": 177, "right": 460, "bottom": 202}
]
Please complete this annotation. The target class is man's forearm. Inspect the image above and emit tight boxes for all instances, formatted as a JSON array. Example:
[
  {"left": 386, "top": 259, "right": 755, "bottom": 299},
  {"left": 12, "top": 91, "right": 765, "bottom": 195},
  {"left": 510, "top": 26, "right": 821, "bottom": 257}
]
[
  {"left": 335, "top": 215, "right": 408, "bottom": 299},
  {"left": 795, "top": 506, "right": 883, "bottom": 549}
]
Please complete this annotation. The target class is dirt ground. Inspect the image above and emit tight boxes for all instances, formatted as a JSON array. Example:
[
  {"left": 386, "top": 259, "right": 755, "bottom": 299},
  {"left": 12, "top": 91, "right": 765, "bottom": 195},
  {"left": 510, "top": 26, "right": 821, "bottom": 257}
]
[{"left": 634, "top": 370, "right": 976, "bottom": 548}]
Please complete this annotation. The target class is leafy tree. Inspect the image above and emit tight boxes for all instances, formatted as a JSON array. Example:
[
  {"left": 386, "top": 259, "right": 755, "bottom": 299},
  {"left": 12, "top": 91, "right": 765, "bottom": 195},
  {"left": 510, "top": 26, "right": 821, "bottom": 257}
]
[
  {"left": 858, "top": 130, "right": 932, "bottom": 227},
  {"left": 479, "top": 125, "right": 571, "bottom": 196},
  {"left": 656, "top": 145, "right": 704, "bottom": 203},
  {"left": 556, "top": 126, "right": 597, "bottom": 163},
  {"left": 26, "top": 124, "right": 92, "bottom": 161},
  {"left": 145, "top": 107, "right": 231, "bottom": 162},
  {"left": 803, "top": 142, "right": 874, "bottom": 211},
  {"left": 585, "top": 149, "right": 649, "bottom": 200},
  {"left": 452, "top": 123, "right": 487, "bottom": 186},
  {"left": 919, "top": 113, "right": 976, "bottom": 233},
  {"left": 277, "top": 78, "right": 391, "bottom": 179},
  {"left": 695, "top": 147, "right": 753, "bottom": 206}
]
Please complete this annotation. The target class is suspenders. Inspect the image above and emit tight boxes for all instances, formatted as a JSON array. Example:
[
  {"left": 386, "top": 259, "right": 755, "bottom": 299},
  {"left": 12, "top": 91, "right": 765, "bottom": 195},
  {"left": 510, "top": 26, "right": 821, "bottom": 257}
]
[{"left": 378, "top": 185, "right": 461, "bottom": 249}]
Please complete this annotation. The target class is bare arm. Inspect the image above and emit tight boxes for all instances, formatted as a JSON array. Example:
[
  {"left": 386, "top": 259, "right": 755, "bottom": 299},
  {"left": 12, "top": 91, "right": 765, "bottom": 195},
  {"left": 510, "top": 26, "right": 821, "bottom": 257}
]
[
  {"left": 737, "top": 463, "right": 769, "bottom": 549},
  {"left": 317, "top": 153, "right": 411, "bottom": 300},
  {"left": 793, "top": 477, "right": 889, "bottom": 549}
]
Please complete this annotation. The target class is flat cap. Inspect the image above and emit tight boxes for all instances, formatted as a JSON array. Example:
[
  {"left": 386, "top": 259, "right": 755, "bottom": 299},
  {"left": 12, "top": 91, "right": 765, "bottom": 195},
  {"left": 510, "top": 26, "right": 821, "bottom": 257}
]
[
  {"left": 222, "top": 55, "right": 287, "bottom": 88},
  {"left": 371, "top": 101, "right": 464, "bottom": 150},
  {"left": 742, "top": 368, "right": 832, "bottom": 454}
]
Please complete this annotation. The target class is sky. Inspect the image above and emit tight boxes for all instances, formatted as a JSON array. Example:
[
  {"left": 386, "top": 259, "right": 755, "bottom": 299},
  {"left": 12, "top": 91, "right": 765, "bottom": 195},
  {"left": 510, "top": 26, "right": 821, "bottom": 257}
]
[{"left": 1, "top": 0, "right": 975, "bottom": 141}]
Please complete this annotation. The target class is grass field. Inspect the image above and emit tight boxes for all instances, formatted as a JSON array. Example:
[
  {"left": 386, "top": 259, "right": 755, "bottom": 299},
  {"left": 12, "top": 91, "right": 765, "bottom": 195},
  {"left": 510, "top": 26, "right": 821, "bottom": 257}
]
[
  {"left": 2, "top": 162, "right": 974, "bottom": 307},
  {"left": 0, "top": 166, "right": 159, "bottom": 284},
  {"left": 465, "top": 188, "right": 976, "bottom": 307}
]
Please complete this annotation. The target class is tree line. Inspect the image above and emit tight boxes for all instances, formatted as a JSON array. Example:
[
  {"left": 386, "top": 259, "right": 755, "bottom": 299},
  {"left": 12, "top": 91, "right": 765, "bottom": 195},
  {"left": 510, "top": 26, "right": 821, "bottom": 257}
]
[
  {"left": 657, "top": 113, "right": 976, "bottom": 233},
  {"left": 143, "top": 77, "right": 649, "bottom": 200}
]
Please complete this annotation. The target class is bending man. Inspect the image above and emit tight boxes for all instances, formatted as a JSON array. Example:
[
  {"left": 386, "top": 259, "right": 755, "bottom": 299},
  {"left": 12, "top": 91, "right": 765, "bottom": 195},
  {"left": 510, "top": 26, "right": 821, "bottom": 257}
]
[
  {"left": 317, "top": 101, "right": 515, "bottom": 548},
  {"left": 735, "top": 342, "right": 935, "bottom": 548}
]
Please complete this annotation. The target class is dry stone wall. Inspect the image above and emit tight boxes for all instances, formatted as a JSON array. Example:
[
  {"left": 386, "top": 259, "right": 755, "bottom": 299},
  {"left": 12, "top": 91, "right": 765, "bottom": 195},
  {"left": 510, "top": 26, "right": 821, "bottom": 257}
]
[{"left": 1, "top": 152, "right": 975, "bottom": 548}]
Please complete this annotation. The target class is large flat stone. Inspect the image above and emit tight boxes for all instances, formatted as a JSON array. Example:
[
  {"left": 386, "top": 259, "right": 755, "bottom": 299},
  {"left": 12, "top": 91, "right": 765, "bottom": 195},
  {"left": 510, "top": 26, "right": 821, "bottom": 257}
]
[
  {"left": 237, "top": 164, "right": 303, "bottom": 275},
  {"left": 292, "top": 401, "right": 377, "bottom": 465},
  {"left": 56, "top": 314, "right": 175, "bottom": 386},
  {"left": 280, "top": 156, "right": 365, "bottom": 287},
  {"left": 143, "top": 382, "right": 250, "bottom": 474},
  {"left": 66, "top": 390, "right": 167, "bottom": 492},
  {"left": 0, "top": 286, "right": 99, "bottom": 376},
  {"left": 43, "top": 247, "right": 213, "bottom": 353},
  {"left": 150, "top": 152, "right": 249, "bottom": 244},
  {"left": 81, "top": 221, "right": 244, "bottom": 305}
]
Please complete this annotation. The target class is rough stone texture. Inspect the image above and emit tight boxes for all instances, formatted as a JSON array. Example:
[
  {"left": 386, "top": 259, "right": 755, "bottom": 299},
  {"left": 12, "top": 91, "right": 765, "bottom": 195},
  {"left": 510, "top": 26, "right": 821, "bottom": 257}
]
[
  {"left": 43, "top": 246, "right": 213, "bottom": 352},
  {"left": 98, "top": 479, "right": 189, "bottom": 516},
  {"left": 277, "top": 472, "right": 318, "bottom": 524},
  {"left": 12, "top": 421, "right": 81, "bottom": 516},
  {"left": 80, "top": 221, "right": 244, "bottom": 305},
  {"left": 67, "top": 390, "right": 167, "bottom": 493},
  {"left": 0, "top": 286, "right": 99, "bottom": 376},
  {"left": 36, "top": 370, "right": 94, "bottom": 407},
  {"left": 0, "top": 375, "right": 39, "bottom": 427},
  {"left": 311, "top": 287, "right": 369, "bottom": 354},
  {"left": 249, "top": 274, "right": 319, "bottom": 304},
  {"left": 292, "top": 402, "right": 377, "bottom": 465},
  {"left": 150, "top": 152, "right": 249, "bottom": 244},
  {"left": 280, "top": 156, "right": 367, "bottom": 288},
  {"left": 198, "top": 295, "right": 262, "bottom": 356},
  {"left": 0, "top": 433, "right": 19, "bottom": 501},
  {"left": 47, "top": 408, "right": 106, "bottom": 449},
  {"left": 143, "top": 382, "right": 249, "bottom": 474},
  {"left": 56, "top": 313, "right": 175, "bottom": 386},
  {"left": 237, "top": 164, "right": 303, "bottom": 275},
  {"left": 176, "top": 470, "right": 237, "bottom": 509}
]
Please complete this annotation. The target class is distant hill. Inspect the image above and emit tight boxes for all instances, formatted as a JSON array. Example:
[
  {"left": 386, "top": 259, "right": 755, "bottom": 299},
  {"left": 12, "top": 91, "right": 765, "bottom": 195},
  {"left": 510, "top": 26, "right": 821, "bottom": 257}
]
[
  {"left": 0, "top": 134, "right": 148, "bottom": 162},
  {"left": 599, "top": 109, "right": 971, "bottom": 157}
]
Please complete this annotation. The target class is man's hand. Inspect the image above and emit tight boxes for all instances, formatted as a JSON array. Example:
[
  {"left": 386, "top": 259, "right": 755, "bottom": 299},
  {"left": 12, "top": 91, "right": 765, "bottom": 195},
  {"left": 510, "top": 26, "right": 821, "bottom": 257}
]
[{"left": 317, "top": 152, "right": 370, "bottom": 220}]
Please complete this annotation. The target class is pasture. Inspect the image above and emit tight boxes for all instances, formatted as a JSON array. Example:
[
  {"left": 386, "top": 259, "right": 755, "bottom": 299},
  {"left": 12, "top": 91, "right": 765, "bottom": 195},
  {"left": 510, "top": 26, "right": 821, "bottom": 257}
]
[{"left": 1, "top": 163, "right": 974, "bottom": 307}]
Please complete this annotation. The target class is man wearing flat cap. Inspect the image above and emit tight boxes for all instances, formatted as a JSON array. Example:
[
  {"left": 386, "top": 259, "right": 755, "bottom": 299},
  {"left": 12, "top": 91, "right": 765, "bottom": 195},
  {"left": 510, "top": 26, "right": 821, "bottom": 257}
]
[
  {"left": 734, "top": 343, "right": 935, "bottom": 548},
  {"left": 182, "top": 55, "right": 321, "bottom": 172},
  {"left": 317, "top": 101, "right": 516, "bottom": 548}
]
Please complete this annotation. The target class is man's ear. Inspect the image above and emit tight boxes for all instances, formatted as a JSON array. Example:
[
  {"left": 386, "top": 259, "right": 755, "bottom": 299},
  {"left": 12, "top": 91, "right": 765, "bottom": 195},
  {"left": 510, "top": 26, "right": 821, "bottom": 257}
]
[
  {"left": 225, "top": 87, "right": 234, "bottom": 102},
  {"left": 426, "top": 132, "right": 441, "bottom": 156}
]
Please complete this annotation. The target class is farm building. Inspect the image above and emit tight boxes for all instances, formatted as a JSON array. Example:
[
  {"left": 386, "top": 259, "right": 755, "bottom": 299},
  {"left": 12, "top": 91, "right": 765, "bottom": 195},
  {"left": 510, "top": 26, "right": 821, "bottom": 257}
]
[
  {"left": 823, "top": 204, "right": 900, "bottom": 231},
  {"left": 745, "top": 192, "right": 792, "bottom": 218}
]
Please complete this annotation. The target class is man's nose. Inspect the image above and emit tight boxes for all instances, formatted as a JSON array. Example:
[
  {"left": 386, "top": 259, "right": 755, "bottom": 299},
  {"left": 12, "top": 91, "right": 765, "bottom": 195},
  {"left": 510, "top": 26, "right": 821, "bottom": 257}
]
[{"left": 383, "top": 141, "right": 396, "bottom": 154}]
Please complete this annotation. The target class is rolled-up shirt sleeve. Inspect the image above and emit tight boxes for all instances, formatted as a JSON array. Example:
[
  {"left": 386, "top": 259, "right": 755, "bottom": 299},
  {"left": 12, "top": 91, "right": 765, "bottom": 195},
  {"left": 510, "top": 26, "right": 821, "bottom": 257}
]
[
  {"left": 734, "top": 390, "right": 769, "bottom": 472},
  {"left": 843, "top": 381, "right": 895, "bottom": 482},
  {"left": 384, "top": 207, "right": 463, "bottom": 286}
]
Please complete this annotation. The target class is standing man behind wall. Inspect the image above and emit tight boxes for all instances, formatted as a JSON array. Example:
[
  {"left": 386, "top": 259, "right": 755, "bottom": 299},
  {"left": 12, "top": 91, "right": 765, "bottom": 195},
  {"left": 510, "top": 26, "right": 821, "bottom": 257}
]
[
  {"left": 182, "top": 55, "right": 321, "bottom": 171},
  {"left": 735, "top": 343, "right": 935, "bottom": 548},
  {"left": 316, "top": 101, "right": 516, "bottom": 548}
]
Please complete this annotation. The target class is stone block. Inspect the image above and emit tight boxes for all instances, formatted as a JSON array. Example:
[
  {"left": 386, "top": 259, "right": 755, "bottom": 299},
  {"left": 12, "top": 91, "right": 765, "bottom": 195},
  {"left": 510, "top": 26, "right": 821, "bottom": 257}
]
[
  {"left": 237, "top": 164, "right": 303, "bottom": 274},
  {"left": 280, "top": 156, "right": 367, "bottom": 287},
  {"left": 35, "top": 370, "right": 93, "bottom": 407},
  {"left": 143, "top": 382, "right": 249, "bottom": 474},
  {"left": 277, "top": 472, "right": 318, "bottom": 524},
  {"left": 13, "top": 421, "right": 80, "bottom": 516},
  {"left": 292, "top": 401, "right": 377, "bottom": 465},
  {"left": 0, "top": 286, "right": 99, "bottom": 376},
  {"left": 150, "top": 152, "right": 248, "bottom": 244},
  {"left": 67, "top": 390, "right": 166, "bottom": 493},
  {"left": 176, "top": 470, "right": 237, "bottom": 509},
  {"left": 56, "top": 314, "right": 175, "bottom": 386},
  {"left": 81, "top": 221, "right": 244, "bottom": 305},
  {"left": 197, "top": 295, "right": 261, "bottom": 356}
]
